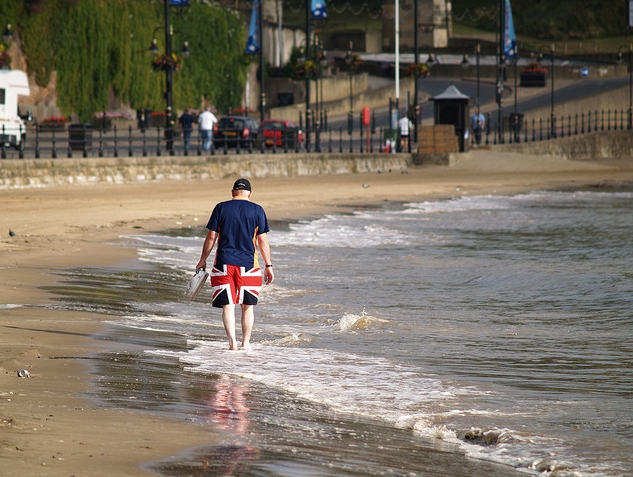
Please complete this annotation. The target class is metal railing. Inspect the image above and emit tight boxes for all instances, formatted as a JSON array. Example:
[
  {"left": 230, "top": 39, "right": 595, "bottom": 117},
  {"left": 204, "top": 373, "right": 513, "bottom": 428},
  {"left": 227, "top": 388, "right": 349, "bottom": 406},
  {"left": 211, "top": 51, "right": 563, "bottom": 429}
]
[
  {"left": 1, "top": 108, "right": 630, "bottom": 160},
  {"left": 483, "top": 108, "right": 633, "bottom": 146}
]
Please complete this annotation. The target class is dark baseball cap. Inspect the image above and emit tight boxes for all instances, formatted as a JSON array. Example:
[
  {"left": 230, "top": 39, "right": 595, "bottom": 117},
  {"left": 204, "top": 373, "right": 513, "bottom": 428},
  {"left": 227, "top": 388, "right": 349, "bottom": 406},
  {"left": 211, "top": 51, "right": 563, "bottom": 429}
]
[{"left": 232, "top": 178, "right": 251, "bottom": 191}]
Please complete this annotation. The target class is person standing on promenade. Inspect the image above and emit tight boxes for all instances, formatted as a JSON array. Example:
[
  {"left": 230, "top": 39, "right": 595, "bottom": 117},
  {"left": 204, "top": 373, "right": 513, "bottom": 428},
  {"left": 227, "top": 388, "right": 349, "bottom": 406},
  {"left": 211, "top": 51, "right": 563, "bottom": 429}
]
[
  {"left": 398, "top": 114, "right": 413, "bottom": 152},
  {"left": 195, "top": 178, "right": 274, "bottom": 350},
  {"left": 198, "top": 106, "right": 218, "bottom": 152},
  {"left": 179, "top": 108, "right": 194, "bottom": 151},
  {"left": 471, "top": 108, "right": 486, "bottom": 145}
]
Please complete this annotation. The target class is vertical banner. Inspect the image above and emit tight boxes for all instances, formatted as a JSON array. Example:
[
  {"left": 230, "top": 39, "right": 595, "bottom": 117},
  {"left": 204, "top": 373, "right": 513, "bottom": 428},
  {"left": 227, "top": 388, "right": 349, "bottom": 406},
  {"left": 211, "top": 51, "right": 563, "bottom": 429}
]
[
  {"left": 629, "top": 0, "right": 633, "bottom": 28},
  {"left": 503, "top": 0, "right": 518, "bottom": 60},
  {"left": 245, "top": 0, "right": 260, "bottom": 54},
  {"left": 311, "top": 0, "right": 328, "bottom": 19}
]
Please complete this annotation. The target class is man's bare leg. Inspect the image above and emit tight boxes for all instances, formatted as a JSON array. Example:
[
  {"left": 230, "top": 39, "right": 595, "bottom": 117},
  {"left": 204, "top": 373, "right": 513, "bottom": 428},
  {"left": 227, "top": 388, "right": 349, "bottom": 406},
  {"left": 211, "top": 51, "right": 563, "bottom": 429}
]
[
  {"left": 240, "top": 304, "right": 254, "bottom": 350},
  {"left": 222, "top": 304, "right": 238, "bottom": 350}
]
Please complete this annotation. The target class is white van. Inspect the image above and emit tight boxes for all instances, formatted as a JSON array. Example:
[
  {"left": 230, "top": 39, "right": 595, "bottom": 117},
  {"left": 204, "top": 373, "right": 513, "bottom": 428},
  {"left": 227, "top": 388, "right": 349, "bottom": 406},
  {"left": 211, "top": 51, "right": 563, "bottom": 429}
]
[{"left": 0, "top": 69, "right": 30, "bottom": 150}]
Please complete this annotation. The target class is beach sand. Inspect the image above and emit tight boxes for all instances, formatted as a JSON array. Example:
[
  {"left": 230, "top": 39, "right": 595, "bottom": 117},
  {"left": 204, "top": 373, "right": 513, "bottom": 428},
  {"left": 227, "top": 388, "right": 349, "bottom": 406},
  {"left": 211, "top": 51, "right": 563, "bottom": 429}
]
[{"left": 1, "top": 150, "right": 633, "bottom": 476}]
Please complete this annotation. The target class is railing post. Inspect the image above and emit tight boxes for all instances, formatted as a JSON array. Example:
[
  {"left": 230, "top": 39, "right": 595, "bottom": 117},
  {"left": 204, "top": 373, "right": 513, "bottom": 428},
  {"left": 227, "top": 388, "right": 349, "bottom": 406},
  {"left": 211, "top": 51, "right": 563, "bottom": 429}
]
[
  {"left": 128, "top": 125, "right": 133, "bottom": 157},
  {"left": 35, "top": 124, "right": 40, "bottom": 159},
  {"left": 1, "top": 125, "right": 6, "bottom": 159},
  {"left": 328, "top": 127, "right": 332, "bottom": 153},
  {"left": 315, "top": 121, "right": 321, "bottom": 153},
  {"left": 113, "top": 125, "right": 118, "bottom": 157},
  {"left": 359, "top": 112, "right": 364, "bottom": 153},
  {"left": 348, "top": 112, "right": 353, "bottom": 153},
  {"left": 19, "top": 124, "right": 24, "bottom": 159},
  {"left": 339, "top": 127, "right": 343, "bottom": 153},
  {"left": 52, "top": 127, "right": 57, "bottom": 159},
  {"left": 485, "top": 112, "right": 491, "bottom": 145}
]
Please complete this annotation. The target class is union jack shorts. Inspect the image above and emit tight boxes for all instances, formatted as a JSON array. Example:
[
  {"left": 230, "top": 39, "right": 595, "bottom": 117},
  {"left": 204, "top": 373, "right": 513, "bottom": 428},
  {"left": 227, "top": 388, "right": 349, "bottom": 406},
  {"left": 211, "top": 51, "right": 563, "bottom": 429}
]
[{"left": 210, "top": 264, "right": 262, "bottom": 308}]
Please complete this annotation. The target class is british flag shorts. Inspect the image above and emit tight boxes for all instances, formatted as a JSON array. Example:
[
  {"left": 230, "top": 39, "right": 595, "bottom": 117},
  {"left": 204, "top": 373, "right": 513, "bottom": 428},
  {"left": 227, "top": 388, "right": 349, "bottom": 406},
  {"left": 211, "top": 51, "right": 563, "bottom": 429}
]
[{"left": 210, "top": 264, "right": 263, "bottom": 308}]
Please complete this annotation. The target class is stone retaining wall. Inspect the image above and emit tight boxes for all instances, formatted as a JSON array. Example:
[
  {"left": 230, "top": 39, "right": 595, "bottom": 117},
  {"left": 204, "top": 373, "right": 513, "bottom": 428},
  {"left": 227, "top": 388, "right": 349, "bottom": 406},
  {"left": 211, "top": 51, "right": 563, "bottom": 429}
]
[
  {"left": 0, "top": 153, "right": 412, "bottom": 188},
  {"left": 495, "top": 130, "right": 633, "bottom": 161}
]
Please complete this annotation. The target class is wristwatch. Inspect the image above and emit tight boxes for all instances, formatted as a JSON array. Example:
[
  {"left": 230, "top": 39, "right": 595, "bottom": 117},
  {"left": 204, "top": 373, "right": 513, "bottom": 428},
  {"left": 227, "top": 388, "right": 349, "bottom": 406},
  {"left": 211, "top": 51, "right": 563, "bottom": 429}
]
[{"left": 265, "top": 264, "right": 273, "bottom": 268}]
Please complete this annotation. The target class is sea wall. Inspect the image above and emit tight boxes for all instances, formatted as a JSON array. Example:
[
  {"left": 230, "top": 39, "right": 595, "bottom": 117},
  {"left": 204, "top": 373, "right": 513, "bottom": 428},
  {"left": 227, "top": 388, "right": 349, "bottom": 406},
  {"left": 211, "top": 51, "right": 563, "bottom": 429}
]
[
  {"left": 495, "top": 130, "right": 633, "bottom": 161},
  {"left": 0, "top": 153, "right": 412, "bottom": 188},
  {"left": 2, "top": 130, "right": 633, "bottom": 188}
]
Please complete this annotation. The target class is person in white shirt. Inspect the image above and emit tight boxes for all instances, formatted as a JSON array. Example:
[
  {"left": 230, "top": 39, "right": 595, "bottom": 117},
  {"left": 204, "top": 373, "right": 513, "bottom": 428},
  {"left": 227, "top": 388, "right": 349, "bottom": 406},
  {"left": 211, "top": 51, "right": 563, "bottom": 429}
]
[
  {"left": 398, "top": 115, "right": 413, "bottom": 152},
  {"left": 198, "top": 106, "right": 218, "bottom": 151}
]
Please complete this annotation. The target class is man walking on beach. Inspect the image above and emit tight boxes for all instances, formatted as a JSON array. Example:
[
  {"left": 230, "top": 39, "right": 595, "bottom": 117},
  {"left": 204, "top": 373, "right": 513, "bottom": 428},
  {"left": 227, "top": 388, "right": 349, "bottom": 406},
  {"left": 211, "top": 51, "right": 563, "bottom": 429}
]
[{"left": 196, "top": 178, "right": 274, "bottom": 350}]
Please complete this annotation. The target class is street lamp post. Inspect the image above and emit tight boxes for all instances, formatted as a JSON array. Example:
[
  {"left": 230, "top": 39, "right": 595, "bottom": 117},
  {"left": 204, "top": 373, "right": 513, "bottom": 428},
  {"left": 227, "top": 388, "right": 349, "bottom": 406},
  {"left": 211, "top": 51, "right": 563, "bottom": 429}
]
[
  {"left": 538, "top": 43, "right": 556, "bottom": 138},
  {"left": 163, "top": 0, "right": 174, "bottom": 154},
  {"left": 618, "top": 44, "right": 633, "bottom": 130},
  {"left": 461, "top": 44, "right": 484, "bottom": 145},
  {"left": 317, "top": 39, "right": 329, "bottom": 128},
  {"left": 413, "top": 0, "right": 419, "bottom": 144},
  {"left": 149, "top": 0, "right": 190, "bottom": 155},
  {"left": 304, "top": 0, "right": 311, "bottom": 152},
  {"left": 345, "top": 42, "right": 354, "bottom": 137},
  {"left": 476, "top": 43, "right": 481, "bottom": 113}
]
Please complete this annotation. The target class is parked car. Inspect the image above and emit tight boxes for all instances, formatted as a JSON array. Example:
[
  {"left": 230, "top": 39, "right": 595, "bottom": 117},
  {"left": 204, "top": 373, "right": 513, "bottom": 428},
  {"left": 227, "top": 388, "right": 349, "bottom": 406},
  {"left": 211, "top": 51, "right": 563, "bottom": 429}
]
[
  {"left": 213, "top": 115, "right": 259, "bottom": 150},
  {"left": 260, "top": 119, "right": 304, "bottom": 149}
]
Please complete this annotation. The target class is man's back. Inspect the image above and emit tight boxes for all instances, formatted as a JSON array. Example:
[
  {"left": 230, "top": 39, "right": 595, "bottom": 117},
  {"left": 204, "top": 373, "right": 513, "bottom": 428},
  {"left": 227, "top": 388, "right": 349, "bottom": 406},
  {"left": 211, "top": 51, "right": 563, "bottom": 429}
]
[
  {"left": 207, "top": 199, "right": 269, "bottom": 269},
  {"left": 199, "top": 111, "right": 217, "bottom": 130}
]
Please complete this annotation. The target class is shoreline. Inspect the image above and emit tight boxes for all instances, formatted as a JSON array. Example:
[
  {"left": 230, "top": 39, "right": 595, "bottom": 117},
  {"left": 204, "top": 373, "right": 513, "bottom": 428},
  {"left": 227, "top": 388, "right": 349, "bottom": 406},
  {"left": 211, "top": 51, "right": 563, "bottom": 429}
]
[{"left": 2, "top": 151, "right": 633, "bottom": 475}]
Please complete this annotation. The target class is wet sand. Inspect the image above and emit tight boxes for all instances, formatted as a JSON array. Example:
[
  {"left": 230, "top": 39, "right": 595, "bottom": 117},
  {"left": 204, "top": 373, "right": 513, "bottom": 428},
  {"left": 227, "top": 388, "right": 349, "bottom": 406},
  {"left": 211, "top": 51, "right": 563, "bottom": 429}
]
[{"left": 1, "top": 150, "right": 633, "bottom": 476}]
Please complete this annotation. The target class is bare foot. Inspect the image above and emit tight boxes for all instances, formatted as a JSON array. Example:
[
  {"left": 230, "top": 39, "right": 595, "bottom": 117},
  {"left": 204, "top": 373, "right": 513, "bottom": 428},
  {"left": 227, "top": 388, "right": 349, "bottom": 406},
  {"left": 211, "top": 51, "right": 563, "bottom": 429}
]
[{"left": 228, "top": 340, "right": 238, "bottom": 351}]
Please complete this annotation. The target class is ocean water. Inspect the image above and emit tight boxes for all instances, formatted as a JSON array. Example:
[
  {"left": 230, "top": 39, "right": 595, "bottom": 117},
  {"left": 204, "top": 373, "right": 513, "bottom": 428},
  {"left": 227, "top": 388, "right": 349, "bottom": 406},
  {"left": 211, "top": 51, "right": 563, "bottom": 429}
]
[{"left": 44, "top": 189, "right": 633, "bottom": 477}]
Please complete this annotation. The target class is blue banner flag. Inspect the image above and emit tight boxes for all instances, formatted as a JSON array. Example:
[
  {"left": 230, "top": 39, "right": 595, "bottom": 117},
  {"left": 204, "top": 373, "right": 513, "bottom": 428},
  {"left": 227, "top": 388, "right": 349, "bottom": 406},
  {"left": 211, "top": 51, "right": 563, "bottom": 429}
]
[
  {"left": 169, "top": 0, "right": 189, "bottom": 5},
  {"left": 311, "top": 0, "right": 328, "bottom": 19},
  {"left": 503, "top": 0, "right": 518, "bottom": 60},
  {"left": 245, "top": 0, "right": 260, "bottom": 54}
]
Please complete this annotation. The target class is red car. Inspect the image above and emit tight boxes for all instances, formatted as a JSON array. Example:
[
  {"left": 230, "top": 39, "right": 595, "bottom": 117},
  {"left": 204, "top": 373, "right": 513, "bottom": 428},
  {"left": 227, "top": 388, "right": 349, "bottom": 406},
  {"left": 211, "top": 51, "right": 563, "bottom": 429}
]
[{"left": 260, "top": 119, "right": 304, "bottom": 149}]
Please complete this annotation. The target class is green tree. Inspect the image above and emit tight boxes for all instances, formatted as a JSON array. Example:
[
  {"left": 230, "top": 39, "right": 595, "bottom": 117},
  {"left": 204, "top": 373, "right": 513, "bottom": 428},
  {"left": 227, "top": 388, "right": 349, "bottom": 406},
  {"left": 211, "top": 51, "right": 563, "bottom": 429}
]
[{"left": 7, "top": 0, "right": 250, "bottom": 121}]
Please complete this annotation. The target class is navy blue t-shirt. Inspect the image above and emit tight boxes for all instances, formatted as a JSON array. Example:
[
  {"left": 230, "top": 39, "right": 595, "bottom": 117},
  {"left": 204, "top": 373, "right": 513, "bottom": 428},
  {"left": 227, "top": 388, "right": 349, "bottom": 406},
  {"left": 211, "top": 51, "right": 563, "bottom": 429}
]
[{"left": 206, "top": 199, "right": 270, "bottom": 269}]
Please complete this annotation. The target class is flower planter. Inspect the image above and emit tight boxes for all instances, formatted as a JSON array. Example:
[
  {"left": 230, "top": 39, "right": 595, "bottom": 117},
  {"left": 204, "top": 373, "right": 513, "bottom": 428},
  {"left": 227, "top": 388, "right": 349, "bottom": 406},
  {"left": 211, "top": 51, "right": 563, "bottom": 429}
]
[
  {"left": 520, "top": 72, "right": 546, "bottom": 87},
  {"left": 38, "top": 122, "right": 67, "bottom": 133}
]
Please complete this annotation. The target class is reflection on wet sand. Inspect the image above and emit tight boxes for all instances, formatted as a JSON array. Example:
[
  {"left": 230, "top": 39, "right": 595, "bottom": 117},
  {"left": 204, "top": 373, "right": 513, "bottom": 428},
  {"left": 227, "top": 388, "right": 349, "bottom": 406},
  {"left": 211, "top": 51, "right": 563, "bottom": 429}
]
[
  {"left": 150, "top": 374, "right": 261, "bottom": 476},
  {"left": 207, "top": 374, "right": 251, "bottom": 435}
]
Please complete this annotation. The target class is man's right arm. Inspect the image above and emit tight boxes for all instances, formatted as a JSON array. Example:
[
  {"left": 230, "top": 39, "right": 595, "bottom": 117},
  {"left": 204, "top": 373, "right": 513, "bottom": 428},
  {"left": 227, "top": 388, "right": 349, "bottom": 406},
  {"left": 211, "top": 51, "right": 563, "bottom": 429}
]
[{"left": 196, "top": 229, "right": 217, "bottom": 271}]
